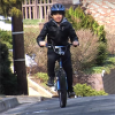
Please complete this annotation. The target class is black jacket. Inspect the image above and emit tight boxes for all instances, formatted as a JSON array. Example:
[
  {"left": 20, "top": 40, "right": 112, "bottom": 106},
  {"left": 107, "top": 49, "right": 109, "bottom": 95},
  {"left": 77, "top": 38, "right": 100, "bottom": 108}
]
[{"left": 37, "top": 18, "right": 78, "bottom": 46}]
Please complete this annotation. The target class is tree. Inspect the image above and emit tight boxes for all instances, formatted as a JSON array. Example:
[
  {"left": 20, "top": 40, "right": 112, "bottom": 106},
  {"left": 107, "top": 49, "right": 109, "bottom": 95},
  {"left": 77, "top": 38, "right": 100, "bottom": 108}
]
[
  {"left": 0, "top": 0, "right": 28, "bottom": 94},
  {"left": 0, "top": 41, "right": 18, "bottom": 94},
  {"left": 0, "top": 0, "right": 22, "bottom": 18}
]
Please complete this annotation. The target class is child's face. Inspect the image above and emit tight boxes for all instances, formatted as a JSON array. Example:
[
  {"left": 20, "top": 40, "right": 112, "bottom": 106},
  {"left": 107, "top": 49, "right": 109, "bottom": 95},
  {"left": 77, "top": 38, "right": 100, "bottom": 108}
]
[{"left": 52, "top": 12, "right": 63, "bottom": 23}]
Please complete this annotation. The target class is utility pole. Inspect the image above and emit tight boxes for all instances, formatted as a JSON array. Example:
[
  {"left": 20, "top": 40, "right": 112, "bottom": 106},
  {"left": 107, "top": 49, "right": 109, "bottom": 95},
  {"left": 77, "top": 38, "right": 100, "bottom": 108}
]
[{"left": 12, "top": 2, "right": 28, "bottom": 95}]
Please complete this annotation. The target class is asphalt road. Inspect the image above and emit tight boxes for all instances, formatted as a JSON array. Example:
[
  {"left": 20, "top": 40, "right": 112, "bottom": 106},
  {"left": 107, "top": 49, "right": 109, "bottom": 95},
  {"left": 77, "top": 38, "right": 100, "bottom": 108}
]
[{"left": 1, "top": 95, "right": 115, "bottom": 115}]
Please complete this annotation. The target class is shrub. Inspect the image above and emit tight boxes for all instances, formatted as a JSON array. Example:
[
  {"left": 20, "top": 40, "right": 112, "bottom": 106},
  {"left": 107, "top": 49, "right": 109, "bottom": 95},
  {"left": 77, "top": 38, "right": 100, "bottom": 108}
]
[
  {"left": 71, "top": 29, "right": 99, "bottom": 70},
  {"left": 96, "top": 42, "right": 108, "bottom": 65},
  {"left": 35, "top": 72, "right": 48, "bottom": 83},
  {"left": 74, "top": 83, "right": 108, "bottom": 97},
  {"left": 66, "top": 6, "right": 106, "bottom": 42},
  {"left": 24, "top": 29, "right": 47, "bottom": 72},
  {"left": 106, "top": 32, "right": 115, "bottom": 54},
  {"left": 0, "top": 42, "right": 18, "bottom": 95},
  {"left": 66, "top": 7, "right": 107, "bottom": 65},
  {"left": 0, "top": 30, "right": 12, "bottom": 49},
  {"left": 0, "top": 30, "right": 13, "bottom": 61}
]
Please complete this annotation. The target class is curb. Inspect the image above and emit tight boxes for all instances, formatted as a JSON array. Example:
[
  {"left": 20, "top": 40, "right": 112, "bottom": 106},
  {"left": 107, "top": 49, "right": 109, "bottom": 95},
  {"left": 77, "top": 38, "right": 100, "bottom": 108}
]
[
  {"left": 28, "top": 77, "right": 53, "bottom": 98},
  {"left": 0, "top": 98, "right": 19, "bottom": 112}
]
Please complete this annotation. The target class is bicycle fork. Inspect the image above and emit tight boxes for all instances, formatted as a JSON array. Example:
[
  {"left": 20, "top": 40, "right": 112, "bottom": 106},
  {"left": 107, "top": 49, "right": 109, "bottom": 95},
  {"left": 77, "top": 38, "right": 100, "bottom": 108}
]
[{"left": 55, "top": 58, "right": 68, "bottom": 91}]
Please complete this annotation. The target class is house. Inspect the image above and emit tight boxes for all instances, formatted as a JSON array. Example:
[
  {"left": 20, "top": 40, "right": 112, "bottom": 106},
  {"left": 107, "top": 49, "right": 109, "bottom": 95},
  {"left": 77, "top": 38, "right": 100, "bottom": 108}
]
[
  {"left": 22, "top": 0, "right": 115, "bottom": 32},
  {"left": 22, "top": 0, "right": 82, "bottom": 21},
  {"left": 83, "top": 0, "right": 115, "bottom": 32}
]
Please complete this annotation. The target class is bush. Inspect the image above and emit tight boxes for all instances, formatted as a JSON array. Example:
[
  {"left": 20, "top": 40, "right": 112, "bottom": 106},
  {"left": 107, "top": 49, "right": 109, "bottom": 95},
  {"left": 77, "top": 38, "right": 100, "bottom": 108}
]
[
  {"left": 106, "top": 32, "right": 115, "bottom": 54},
  {"left": 96, "top": 42, "right": 108, "bottom": 65},
  {"left": 71, "top": 29, "right": 99, "bottom": 70},
  {"left": 0, "top": 42, "right": 18, "bottom": 95},
  {"left": 35, "top": 72, "right": 48, "bottom": 83},
  {"left": 66, "top": 6, "right": 106, "bottom": 42},
  {"left": 24, "top": 29, "right": 47, "bottom": 72},
  {"left": 0, "top": 30, "right": 12, "bottom": 49},
  {"left": 0, "top": 30, "right": 13, "bottom": 61},
  {"left": 74, "top": 83, "right": 108, "bottom": 97}
]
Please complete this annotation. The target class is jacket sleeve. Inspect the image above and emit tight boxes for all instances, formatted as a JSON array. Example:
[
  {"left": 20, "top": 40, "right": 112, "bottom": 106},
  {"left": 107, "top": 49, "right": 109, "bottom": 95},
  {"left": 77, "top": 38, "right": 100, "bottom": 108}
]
[
  {"left": 36, "top": 23, "right": 48, "bottom": 46},
  {"left": 69, "top": 23, "right": 79, "bottom": 42}
]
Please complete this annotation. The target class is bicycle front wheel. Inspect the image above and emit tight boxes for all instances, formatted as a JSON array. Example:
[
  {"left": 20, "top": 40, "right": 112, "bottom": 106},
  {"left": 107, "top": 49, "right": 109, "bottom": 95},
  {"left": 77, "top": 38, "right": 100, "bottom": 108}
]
[
  {"left": 58, "top": 90, "right": 67, "bottom": 108},
  {"left": 57, "top": 70, "right": 68, "bottom": 108}
]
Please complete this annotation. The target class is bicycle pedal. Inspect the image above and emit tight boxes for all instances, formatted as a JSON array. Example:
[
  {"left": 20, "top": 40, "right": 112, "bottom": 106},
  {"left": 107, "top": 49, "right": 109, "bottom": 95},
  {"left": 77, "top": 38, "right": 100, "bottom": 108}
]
[{"left": 46, "top": 83, "right": 54, "bottom": 87}]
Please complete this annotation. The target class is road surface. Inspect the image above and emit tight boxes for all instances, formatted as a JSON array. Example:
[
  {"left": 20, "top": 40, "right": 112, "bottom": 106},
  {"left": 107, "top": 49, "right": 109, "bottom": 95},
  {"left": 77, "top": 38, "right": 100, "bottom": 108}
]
[{"left": 1, "top": 95, "right": 115, "bottom": 115}]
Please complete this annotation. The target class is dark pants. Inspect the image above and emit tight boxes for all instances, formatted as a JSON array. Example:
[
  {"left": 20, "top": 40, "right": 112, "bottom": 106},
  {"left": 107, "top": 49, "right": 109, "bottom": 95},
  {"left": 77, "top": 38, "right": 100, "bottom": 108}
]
[{"left": 47, "top": 48, "right": 73, "bottom": 91}]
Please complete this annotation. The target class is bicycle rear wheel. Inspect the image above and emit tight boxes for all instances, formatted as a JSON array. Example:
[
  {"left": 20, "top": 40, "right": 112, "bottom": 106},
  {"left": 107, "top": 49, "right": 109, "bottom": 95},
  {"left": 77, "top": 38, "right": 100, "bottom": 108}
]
[{"left": 57, "top": 70, "right": 67, "bottom": 108}]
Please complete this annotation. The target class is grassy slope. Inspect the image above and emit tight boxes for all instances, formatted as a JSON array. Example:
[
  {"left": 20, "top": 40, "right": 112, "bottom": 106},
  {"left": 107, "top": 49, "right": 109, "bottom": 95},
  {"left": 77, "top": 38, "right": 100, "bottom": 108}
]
[
  {"left": 84, "top": 56, "right": 115, "bottom": 74},
  {"left": 23, "top": 19, "right": 45, "bottom": 25},
  {"left": 24, "top": 26, "right": 115, "bottom": 75}
]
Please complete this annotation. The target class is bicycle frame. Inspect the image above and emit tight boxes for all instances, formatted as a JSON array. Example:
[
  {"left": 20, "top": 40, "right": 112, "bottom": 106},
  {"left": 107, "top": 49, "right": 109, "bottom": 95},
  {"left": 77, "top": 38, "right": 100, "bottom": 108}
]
[
  {"left": 46, "top": 45, "right": 69, "bottom": 91},
  {"left": 53, "top": 46, "right": 68, "bottom": 91},
  {"left": 56, "top": 58, "right": 68, "bottom": 91}
]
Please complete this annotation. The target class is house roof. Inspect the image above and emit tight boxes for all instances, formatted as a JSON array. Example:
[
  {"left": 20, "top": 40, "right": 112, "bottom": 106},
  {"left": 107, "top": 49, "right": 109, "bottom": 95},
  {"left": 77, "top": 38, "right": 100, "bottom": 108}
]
[
  {"left": 84, "top": 0, "right": 115, "bottom": 28},
  {"left": 84, "top": 0, "right": 115, "bottom": 9}
]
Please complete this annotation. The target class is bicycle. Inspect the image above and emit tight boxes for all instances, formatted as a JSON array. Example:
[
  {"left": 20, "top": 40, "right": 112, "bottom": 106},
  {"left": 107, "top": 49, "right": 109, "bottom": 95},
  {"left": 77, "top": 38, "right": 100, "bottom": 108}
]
[{"left": 46, "top": 44, "right": 72, "bottom": 108}]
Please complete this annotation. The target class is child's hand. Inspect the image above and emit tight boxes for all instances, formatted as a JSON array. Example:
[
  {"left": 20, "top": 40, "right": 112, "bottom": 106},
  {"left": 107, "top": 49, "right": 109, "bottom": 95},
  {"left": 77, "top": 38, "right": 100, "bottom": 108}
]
[
  {"left": 39, "top": 41, "right": 46, "bottom": 46},
  {"left": 72, "top": 41, "right": 79, "bottom": 47}
]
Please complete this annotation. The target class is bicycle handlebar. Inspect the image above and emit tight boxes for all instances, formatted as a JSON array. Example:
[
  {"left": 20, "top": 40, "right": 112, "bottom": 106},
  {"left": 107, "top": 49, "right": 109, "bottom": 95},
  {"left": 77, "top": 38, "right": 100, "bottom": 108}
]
[
  {"left": 45, "top": 43, "right": 73, "bottom": 48},
  {"left": 45, "top": 44, "right": 75, "bottom": 55}
]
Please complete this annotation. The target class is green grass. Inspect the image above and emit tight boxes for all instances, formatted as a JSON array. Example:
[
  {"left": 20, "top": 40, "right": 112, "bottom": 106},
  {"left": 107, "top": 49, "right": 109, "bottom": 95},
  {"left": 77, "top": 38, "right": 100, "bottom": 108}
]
[
  {"left": 84, "top": 56, "right": 115, "bottom": 74},
  {"left": 35, "top": 72, "right": 48, "bottom": 84},
  {"left": 24, "top": 27, "right": 40, "bottom": 33},
  {"left": 0, "top": 19, "right": 11, "bottom": 24},
  {"left": 23, "top": 19, "right": 45, "bottom": 25}
]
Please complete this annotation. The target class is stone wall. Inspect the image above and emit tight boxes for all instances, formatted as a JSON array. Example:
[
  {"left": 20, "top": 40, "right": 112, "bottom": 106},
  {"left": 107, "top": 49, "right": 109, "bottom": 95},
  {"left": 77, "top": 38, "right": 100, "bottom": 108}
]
[
  {"left": 102, "top": 69, "right": 115, "bottom": 94},
  {"left": 73, "top": 74, "right": 104, "bottom": 91},
  {"left": 73, "top": 69, "right": 115, "bottom": 94}
]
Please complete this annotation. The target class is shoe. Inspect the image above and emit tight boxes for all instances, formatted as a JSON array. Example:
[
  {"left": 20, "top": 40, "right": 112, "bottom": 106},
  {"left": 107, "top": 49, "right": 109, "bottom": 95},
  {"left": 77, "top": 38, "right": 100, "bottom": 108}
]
[
  {"left": 46, "top": 77, "right": 54, "bottom": 87},
  {"left": 68, "top": 91, "right": 76, "bottom": 98},
  {"left": 68, "top": 88, "right": 76, "bottom": 98}
]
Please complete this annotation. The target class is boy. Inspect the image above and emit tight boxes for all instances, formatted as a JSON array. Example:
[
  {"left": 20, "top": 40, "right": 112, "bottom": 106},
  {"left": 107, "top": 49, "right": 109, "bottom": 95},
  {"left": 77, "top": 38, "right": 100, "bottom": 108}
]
[{"left": 37, "top": 4, "right": 79, "bottom": 96}]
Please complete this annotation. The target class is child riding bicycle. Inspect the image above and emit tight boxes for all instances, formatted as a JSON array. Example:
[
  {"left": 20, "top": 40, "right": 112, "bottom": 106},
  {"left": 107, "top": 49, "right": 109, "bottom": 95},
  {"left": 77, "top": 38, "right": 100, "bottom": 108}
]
[{"left": 37, "top": 4, "right": 79, "bottom": 97}]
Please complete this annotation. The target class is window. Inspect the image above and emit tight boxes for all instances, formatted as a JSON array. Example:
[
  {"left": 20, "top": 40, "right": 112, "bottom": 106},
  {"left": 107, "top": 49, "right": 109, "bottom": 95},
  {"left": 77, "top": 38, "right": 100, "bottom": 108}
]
[
  {"left": 49, "top": 0, "right": 52, "bottom": 3},
  {"left": 42, "top": 0, "right": 44, "bottom": 3},
  {"left": 38, "top": 0, "right": 40, "bottom": 3},
  {"left": 30, "top": 0, "right": 32, "bottom": 4},
  {"left": 26, "top": 0, "right": 29, "bottom": 4}
]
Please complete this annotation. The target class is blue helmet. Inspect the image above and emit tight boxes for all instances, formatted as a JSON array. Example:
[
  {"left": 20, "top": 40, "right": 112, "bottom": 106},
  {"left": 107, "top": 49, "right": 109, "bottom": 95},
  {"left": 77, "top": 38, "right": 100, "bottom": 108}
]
[{"left": 51, "top": 4, "right": 65, "bottom": 13}]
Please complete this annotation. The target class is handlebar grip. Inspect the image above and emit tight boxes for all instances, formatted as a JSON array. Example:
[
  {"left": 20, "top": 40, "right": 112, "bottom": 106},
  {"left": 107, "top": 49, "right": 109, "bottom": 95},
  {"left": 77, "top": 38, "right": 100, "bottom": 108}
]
[{"left": 46, "top": 44, "right": 52, "bottom": 48}]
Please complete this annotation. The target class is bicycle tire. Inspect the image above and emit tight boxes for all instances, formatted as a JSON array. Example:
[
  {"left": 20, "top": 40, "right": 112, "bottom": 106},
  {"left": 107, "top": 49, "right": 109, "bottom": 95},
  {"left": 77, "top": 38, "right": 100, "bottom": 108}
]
[
  {"left": 57, "top": 70, "right": 67, "bottom": 108},
  {"left": 58, "top": 90, "right": 67, "bottom": 108}
]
